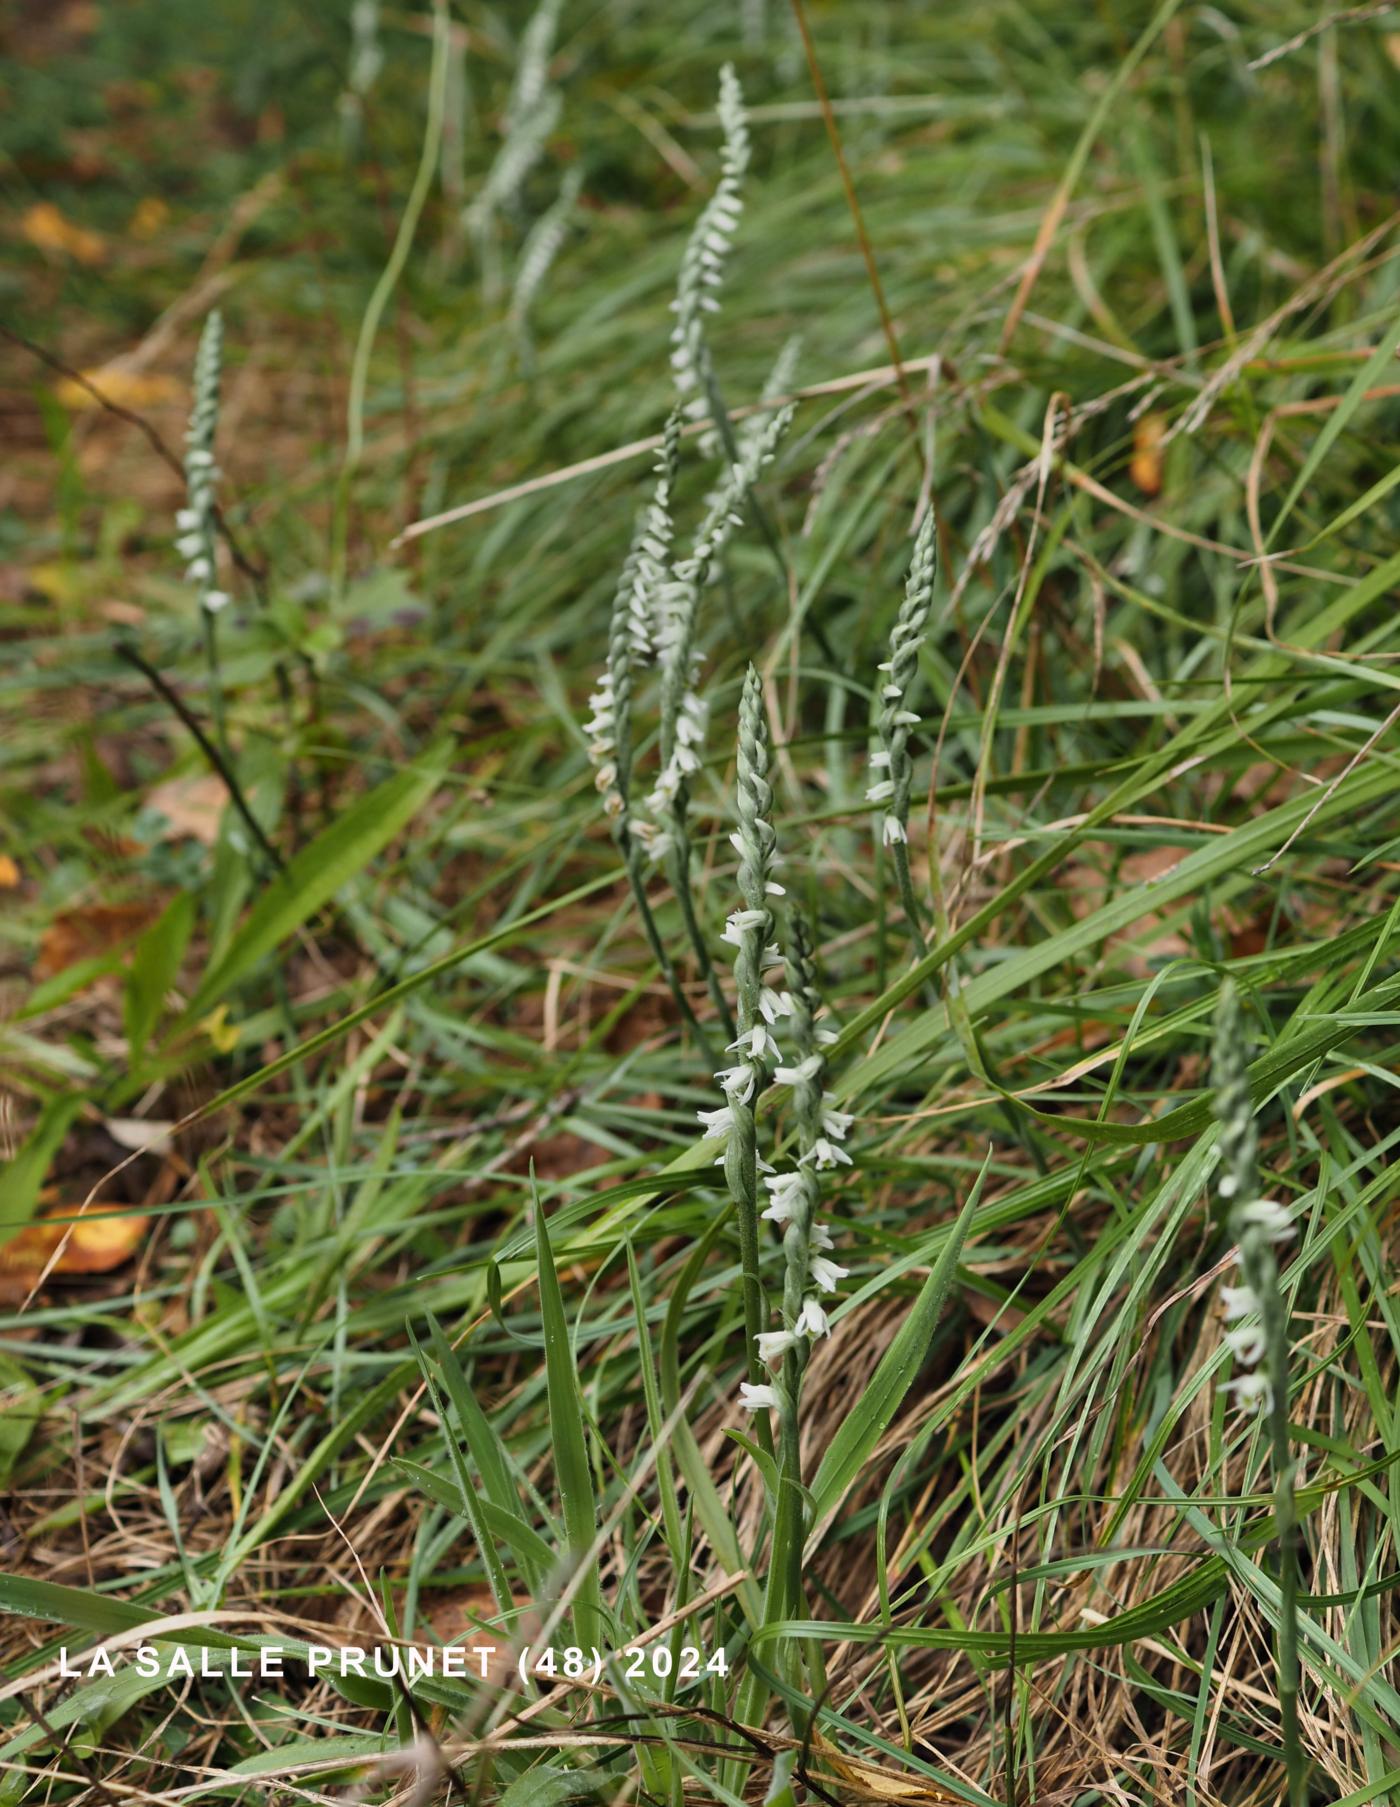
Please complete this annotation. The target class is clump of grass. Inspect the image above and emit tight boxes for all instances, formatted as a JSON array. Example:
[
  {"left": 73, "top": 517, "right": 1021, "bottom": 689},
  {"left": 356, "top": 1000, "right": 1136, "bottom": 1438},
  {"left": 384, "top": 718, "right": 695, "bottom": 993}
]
[{"left": 9, "top": 7, "right": 1400, "bottom": 1807}]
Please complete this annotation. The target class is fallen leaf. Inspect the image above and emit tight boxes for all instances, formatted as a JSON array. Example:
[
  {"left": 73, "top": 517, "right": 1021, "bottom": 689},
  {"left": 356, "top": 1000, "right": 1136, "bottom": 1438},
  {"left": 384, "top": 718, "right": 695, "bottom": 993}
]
[
  {"left": 103, "top": 1118, "right": 175, "bottom": 1154},
  {"left": 1130, "top": 411, "right": 1166, "bottom": 497},
  {"left": 20, "top": 201, "right": 106, "bottom": 265},
  {"left": 36, "top": 899, "right": 167, "bottom": 980},
  {"left": 0, "top": 855, "right": 18, "bottom": 888},
  {"left": 0, "top": 1210, "right": 148, "bottom": 1283},
  {"left": 128, "top": 196, "right": 169, "bottom": 239},
  {"left": 54, "top": 367, "right": 181, "bottom": 411},
  {"left": 200, "top": 1003, "right": 240, "bottom": 1053},
  {"left": 145, "top": 772, "right": 226, "bottom": 845}
]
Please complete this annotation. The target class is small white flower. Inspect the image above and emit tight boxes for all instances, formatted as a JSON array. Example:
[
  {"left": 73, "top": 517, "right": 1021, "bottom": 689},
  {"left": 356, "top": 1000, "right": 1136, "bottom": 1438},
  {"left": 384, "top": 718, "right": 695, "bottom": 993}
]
[
  {"left": 761, "top": 1172, "right": 804, "bottom": 1224},
  {"left": 676, "top": 710, "right": 706, "bottom": 747},
  {"left": 1227, "top": 1372, "right": 1273, "bottom": 1412},
  {"left": 881, "top": 684, "right": 902, "bottom": 700},
  {"left": 869, "top": 750, "right": 891, "bottom": 769},
  {"left": 1238, "top": 1198, "right": 1293, "bottom": 1244},
  {"left": 865, "top": 780, "right": 895, "bottom": 803},
  {"left": 724, "top": 908, "right": 769, "bottom": 936},
  {"left": 765, "top": 880, "right": 785, "bottom": 896},
  {"left": 883, "top": 815, "right": 907, "bottom": 846},
  {"left": 1225, "top": 1324, "right": 1267, "bottom": 1366},
  {"left": 697, "top": 1105, "right": 735, "bottom": 1139},
  {"left": 1220, "top": 1283, "right": 1260, "bottom": 1322},
  {"left": 773, "top": 1054, "right": 822, "bottom": 1087},
  {"left": 715, "top": 1063, "right": 756, "bottom": 1103},
  {"left": 739, "top": 1382, "right": 781, "bottom": 1411},
  {"left": 815, "top": 1027, "right": 838, "bottom": 1045},
  {"left": 727, "top": 1024, "right": 780, "bottom": 1061},
  {"left": 809, "top": 1222, "right": 834, "bottom": 1252},
  {"left": 822, "top": 1106, "right": 854, "bottom": 1140},
  {"left": 175, "top": 532, "right": 204, "bottom": 559},
  {"left": 760, "top": 943, "right": 784, "bottom": 969},
  {"left": 1218, "top": 1174, "right": 1240, "bottom": 1200},
  {"left": 796, "top": 1298, "right": 830, "bottom": 1338},
  {"left": 758, "top": 988, "right": 794, "bottom": 1023},
  {"left": 756, "top": 1329, "right": 798, "bottom": 1366},
  {"left": 892, "top": 710, "right": 920, "bottom": 726},
  {"left": 809, "top": 1255, "right": 849, "bottom": 1292},
  {"left": 202, "top": 589, "right": 231, "bottom": 614},
  {"left": 176, "top": 507, "right": 199, "bottom": 530},
  {"left": 186, "top": 557, "right": 212, "bottom": 582},
  {"left": 802, "top": 1136, "right": 853, "bottom": 1170}
]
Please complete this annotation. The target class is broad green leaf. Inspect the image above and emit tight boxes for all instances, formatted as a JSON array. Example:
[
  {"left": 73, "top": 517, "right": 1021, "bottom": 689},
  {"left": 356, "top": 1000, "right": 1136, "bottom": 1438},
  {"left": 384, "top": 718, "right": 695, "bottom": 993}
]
[
  {"left": 183, "top": 740, "right": 450, "bottom": 1018},
  {"left": 410, "top": 1329, "right": 516, "bottom": 1617},
  {"left": 0, "top": 1093, "right": 81, "bottom": 1243},
  {"left": 533, "top": 1179, "right": 604, "bottom": 1648},
  {"left": 390, "top": 1457, "right": 556, "bottom": 1577},
  {"left": 809, "top": 1156, "right": 988, "bottom": 1528},
  {"left": 124, "top": 890, "right": 195, "bottom": 1060},
  {"left": 0, "top": 1354, "right": 39, "bottom": 1478}
]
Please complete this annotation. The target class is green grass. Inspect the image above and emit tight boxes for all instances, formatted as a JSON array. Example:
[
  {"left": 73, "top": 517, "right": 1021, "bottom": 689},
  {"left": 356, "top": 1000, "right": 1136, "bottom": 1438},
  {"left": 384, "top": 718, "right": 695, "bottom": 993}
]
[{"left": 4, "top": 1, "right": 1400, "bottom": 1802}]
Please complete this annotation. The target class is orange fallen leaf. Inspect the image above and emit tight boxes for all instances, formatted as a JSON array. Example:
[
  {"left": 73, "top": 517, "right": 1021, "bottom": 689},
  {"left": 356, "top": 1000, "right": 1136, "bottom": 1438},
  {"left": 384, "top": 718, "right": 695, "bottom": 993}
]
[
  {"left": 0, "top": 1210, "right": 147, "bottom": 1281},
  {"left": 36, "top": 898, "right": 167, "bottom": 981},
  {"left": 1130, "top": 411, "right": 1166, "bottom": 497},
  {"left": 0, "top": 855, "right": 18, "bottom": 888},
  {"left": 20, "top": 201, "right": 106, "bottom": 265},
  {"left": 55, "top": 367, "right": 181, "bottom": 411},
  {"left": 145, "top": 772, "right": 226, "bottom": 845}
]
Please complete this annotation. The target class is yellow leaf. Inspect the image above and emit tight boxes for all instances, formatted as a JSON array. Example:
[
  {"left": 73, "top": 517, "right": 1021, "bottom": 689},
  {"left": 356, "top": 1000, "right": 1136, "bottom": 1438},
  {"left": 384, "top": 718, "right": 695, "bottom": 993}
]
[
  {"left": 200, "top": 1004, "right": 240, "bottom": 1053},
  {"left": 129, "top": 196, "right": 169, "bottom": 240},
  {"left": 0, "top": 855, "right": 18, "bottom": 888},
  {"left": 54, "top": 367, "right": 181, "bottom": 412},
  {"left": 25, "top": 561, "right": 85, "bottom": 605},
  {"left": 1130, "top": 411, "right": 1166, "bottom": 497},
  {"left": 20, "top": 201, "right": 106, "bottom": 266}
]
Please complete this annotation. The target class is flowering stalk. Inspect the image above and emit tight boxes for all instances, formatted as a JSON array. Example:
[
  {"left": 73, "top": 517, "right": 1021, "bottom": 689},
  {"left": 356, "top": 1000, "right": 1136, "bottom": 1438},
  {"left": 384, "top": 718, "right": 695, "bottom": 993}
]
[
  {"left": 1212, "top": 981, "right": 1304, "bottom": 1807},
  {"left": 176, "top": 311, "right": 231, "bottom": 759},
  {"left": 768, "top": 922, "right": 850, "bottom": 1604},
  {"left": 510, "top": 165, "right": 583, "bottom": 366},
  {"left": 641, "top": 407, "right": 793, "bottom": 1037},
  {"left": 670, "top": 63, "right": 749, "bottom": 451},
  {"left": 466, "top": 0, "right": 562, "bottom": 298},
  {"left": 709, "top": 665, "right": 785, "bottom": 1449},
  {"left": 867, "top": 506, "right": 936, "bottom": 946},
  {"left": 583, "top": 420, "right": 713, "bottom": 1053}
]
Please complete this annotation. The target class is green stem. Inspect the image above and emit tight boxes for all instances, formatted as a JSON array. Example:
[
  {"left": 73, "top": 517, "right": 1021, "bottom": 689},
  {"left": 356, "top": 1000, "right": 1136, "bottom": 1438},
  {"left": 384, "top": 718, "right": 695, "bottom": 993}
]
[
  {"left": 616, "top": 823, "right": 716, "bottom": 1060},
  {"left": 331, "top": 0, "right": 449, "bottom": 600},
  {"left": 200, "top": 606, "right": 231, "bottom": 772},
  {"left": 666, "top": 816, "right": 737, "bottom": 1040}
]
